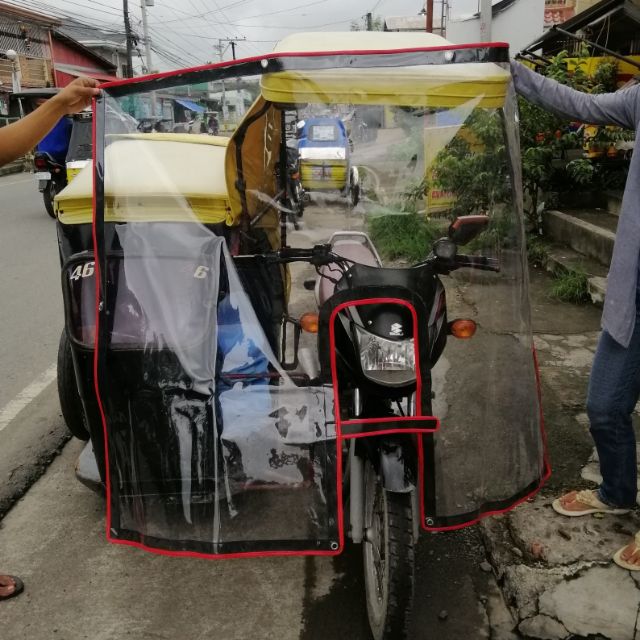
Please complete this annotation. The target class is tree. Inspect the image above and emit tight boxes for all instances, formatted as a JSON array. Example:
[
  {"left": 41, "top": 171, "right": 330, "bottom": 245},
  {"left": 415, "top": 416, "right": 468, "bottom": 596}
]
[{"left": 350, "top": 14, "right": 384, "bottom": 31}]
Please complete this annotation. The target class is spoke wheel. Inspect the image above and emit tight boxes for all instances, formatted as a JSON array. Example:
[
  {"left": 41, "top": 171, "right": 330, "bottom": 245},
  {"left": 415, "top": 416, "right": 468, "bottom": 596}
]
[{"left": 363, "top": 461, "right": 415, "bottom": 640}]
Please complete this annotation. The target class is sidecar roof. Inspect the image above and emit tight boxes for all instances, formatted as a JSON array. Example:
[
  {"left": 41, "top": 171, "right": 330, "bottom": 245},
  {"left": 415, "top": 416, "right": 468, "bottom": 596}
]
[
  {"left": 260, "top": 32, "right": 510, "bottom": 109},
  {"left": 272, "top": 31, "right": 452, "bottom": 52},
  {"left": 55, "top": 133, "right": 231, "bottom": 225}
]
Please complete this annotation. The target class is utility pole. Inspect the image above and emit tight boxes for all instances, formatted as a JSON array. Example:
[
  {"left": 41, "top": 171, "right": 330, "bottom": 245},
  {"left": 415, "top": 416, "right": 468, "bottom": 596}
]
[
  {"left": 123, "top": 0, "right": 134, "bottom": 78},
  {"left": 479, "top": 0, "right": 492, "bottom": 42},
  {"left": 140, "top": 0, "right": 153, "bottom": 74},
  {"left": 366, "top": 12, "right": 372, "bottom": 31},
  {"left": 230, "top": 40, "right": 236, "bottom": 60},
  {"left": 426, "top": 0, "right": 434, "bottom": 33},
  {"left": 140, "top": 1, "right": 156, "bottom": 115}
]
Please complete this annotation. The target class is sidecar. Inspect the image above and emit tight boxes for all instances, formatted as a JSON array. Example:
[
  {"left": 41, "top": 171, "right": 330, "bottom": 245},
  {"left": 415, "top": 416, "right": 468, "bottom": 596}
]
[
  {"left": 297, "top": 116, "right": 360, "bottom": 205},
  {"left": 54, "top": 132, "right": 285, "bottom": 483}
]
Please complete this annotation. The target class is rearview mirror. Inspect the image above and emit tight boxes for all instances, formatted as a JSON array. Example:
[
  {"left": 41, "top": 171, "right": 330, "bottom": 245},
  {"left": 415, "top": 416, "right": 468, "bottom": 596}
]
[{"left": 448, "top": 215, "right": 490, "bottom": 246}]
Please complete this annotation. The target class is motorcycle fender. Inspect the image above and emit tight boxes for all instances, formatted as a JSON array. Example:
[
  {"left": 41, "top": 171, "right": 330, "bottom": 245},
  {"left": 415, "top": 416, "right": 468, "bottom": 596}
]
[{"left": 379, "top": 443, "right": 414, "bottom": 493}]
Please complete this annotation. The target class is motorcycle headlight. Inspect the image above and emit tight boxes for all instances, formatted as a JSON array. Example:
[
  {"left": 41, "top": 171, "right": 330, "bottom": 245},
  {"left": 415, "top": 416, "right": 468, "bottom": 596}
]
[{"left": 355, "top": 325, "right": 416, "bottom": 387}]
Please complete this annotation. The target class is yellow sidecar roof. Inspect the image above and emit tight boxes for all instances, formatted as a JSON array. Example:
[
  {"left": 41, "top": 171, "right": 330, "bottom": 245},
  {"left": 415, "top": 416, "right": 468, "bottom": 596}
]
[
  {"left": 260, "top": 32, "right": 510, "bottom": 109},
  {"left": 55, "top": 133, "right": 231, "bottom": 225}
]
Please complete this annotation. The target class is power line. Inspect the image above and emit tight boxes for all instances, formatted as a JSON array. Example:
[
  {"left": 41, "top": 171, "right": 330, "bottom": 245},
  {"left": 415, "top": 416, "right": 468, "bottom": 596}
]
[
  {"left": 20, "top": 0, "right": 125, "bottom": 21},
  {"left": 206, "top": 16, "right": 360, "bottom": 30},
  {"left": 150, "top": 0, "right": 236, "bottom": 58},
  {"left": 146, "top": 25, "right": 202, "bottom": 65},
  {"left": 149, "top": 0, "right": 262, "bottom": 25}
]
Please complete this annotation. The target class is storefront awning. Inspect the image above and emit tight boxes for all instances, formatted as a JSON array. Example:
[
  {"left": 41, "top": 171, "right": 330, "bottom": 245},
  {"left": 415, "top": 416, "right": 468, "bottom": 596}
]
[
  {"left": 54, "top": 63, "right": 119, "bottom": 83},
  {"left": 174, "top": 98, "right": 205, "bottom": 113}
]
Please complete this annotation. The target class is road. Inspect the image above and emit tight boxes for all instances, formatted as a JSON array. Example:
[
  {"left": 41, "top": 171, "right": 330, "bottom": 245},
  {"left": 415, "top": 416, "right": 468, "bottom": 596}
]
[
  {"left": 0, "top": 172, "right": 70, "bottom": 516},
  {"left": 0, "top": 175, "right": 515, "bottom": 639}
]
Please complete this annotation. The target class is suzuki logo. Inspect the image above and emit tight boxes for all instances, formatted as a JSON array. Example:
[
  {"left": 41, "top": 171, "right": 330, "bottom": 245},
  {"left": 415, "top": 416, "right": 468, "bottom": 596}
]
[{"left": 390, "top": 323, "right": 403, "bottom": 337}]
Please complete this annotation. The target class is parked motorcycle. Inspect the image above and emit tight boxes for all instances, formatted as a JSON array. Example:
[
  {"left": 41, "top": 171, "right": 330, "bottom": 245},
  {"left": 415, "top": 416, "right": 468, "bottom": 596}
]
[
  {"left": 282, "top": 140, "right": 305, "bottom": 229},
  {"left": 34, "top": 150, "right": 67, "bottom": 218},
  {"left": 55, "top": 30, "right": 547, "bottom": 640}
]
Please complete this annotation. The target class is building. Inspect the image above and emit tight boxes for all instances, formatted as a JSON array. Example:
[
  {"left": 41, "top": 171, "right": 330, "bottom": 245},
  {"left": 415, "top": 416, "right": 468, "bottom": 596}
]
[
  {"left": 59, "top": 20, "right": 130, "bottom": 78},
  {"left": 383, "top": 2, "right": 449, "bottom": 36},
  {"left": 0, "top": 2, "right": 117, "bottom": 117},
  {"left": 544, "top": 0, "right": 603, "bottom": 28},
  {"left": 0, "top": 2, "right": 58, "bottom": 102},
  {"left": 382, "top": 1, "right": 546, "bottom": 56},
  {"left": 49, "top": 31, "right": 118, "bottom": 87},
  {"left": 520, "top": 0, "right": 640, "bottom": 84},
  {"left": 446, "top": 0, "right": 545, "bottom": 55}
]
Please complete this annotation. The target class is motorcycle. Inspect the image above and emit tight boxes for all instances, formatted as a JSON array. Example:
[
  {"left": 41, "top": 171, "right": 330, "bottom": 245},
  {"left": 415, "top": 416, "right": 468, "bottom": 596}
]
[
  {"left": 297, "top": 115, "right": 360, "bottom": 206},
  {"left": 55, "top": 30, "right": 548, "bottom": 640},
  {"left": 281, "top": 139, "right": 305, "bottom": 229},
  {"left": 34, "top": 150, "right": 67, "bottom": 219},
  {"left": 34, "top": 111, "right": 92, "bottom": 218}
]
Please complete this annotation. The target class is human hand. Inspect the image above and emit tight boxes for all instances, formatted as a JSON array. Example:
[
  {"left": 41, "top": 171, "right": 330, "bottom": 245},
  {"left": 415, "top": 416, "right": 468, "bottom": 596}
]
[{"left": 51, "top": 77, "right": 100, "bottom": 115}]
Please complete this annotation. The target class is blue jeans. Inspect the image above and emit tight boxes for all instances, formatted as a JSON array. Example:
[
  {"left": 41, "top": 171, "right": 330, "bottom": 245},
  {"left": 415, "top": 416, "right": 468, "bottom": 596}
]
[{"left": 587, "top": 308, "right": 640, "bottom": 508}]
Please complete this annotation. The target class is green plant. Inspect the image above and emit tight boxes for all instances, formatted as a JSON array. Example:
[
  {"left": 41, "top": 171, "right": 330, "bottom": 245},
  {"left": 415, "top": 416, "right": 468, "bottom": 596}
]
[
  {"left": 566, "top": 158, "right": 595, "bottom": 185},
  {"left": 517, "top": 52, "right": 632, "bottom": 229},
  {"left": 367, "top": 213, "right": 443, "bottom": 262},
  {"left": 592, "top": 60, "right": 618, "bottom": 94},
  {"left": 526, "top": 235, "right": 549, "bottom": 267},
  {"left": 430, "top": 108, "right": 510, "bottom": 218},
  {"left": 550, "top": 268, "right": 589, "bottom": 304}
]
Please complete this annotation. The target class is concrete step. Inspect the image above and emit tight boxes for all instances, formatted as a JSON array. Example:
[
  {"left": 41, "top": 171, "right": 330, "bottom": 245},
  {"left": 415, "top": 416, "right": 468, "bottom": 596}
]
[
  {"left": 604, "top": 190, "right": 623, "bottom": 217},
  {"left": 542, "top": 243, "right": 608, "bottom": 306},
  {"left": 544, "top": 208, "right": 617, "bottom": 267}
]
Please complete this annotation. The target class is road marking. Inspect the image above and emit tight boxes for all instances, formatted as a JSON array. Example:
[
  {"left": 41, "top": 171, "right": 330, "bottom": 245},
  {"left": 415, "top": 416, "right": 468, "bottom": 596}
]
[{"left": 0, "top": 364, "right": 57, "bottom": 432}]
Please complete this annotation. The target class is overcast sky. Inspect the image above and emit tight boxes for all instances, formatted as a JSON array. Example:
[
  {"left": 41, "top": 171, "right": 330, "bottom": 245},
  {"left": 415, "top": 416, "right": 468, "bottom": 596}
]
[{"left": 26, "top": 0, "right": 484, "bottom": 70}]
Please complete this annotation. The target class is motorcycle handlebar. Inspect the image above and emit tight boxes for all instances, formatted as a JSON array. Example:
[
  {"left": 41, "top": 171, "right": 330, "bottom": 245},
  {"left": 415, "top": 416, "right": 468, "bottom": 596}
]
[
  {"left": 265, "top": 244, "right": 340, "bottom": 266},
  {"left": 454, "top": 255, "right": 500, "bottom": 272},
  {"left": 257, "top": 247, "right": 499, "bottom": 272}
]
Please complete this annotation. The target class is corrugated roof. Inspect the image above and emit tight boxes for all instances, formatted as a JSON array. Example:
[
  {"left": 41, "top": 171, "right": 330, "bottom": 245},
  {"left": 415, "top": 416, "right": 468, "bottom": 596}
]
[
  {"left": 384, "top": 15, "right": 442, "bottom": 31},
  {"left": 520, "top": 0, "right": 639, "bottom": 54}
]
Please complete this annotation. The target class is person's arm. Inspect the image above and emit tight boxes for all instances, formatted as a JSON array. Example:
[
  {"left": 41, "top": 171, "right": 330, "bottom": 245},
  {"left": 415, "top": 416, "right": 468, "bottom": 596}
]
[
  {"left": 511, "top": 60, "right": 639, "bottom": 130},
  {"left": 0, "top": 77, "right": 100, "bottom": 167}
]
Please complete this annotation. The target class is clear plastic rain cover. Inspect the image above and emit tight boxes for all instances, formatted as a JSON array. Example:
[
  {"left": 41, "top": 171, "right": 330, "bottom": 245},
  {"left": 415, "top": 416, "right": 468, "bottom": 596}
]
[{"left": 93, "top": 45, "right": 547, "bottom": 557}]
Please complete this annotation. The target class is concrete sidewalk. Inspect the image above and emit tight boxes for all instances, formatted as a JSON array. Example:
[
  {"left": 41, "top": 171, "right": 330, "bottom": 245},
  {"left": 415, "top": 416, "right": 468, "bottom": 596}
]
[{"left": 480, "top": 268, "right": 640, "bottom": 640}]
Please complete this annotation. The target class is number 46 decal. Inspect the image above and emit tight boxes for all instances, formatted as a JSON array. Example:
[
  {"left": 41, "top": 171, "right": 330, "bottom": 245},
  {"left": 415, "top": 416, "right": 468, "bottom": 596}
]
[{"left": 69, "top": 262, "right": 95, "bottom": 281}]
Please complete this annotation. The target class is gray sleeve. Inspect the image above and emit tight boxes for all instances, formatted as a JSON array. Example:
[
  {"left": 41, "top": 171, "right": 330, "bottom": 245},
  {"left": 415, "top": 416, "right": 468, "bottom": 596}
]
[{"left": 510, "top": 60, "right": 639, "bottom": 130}]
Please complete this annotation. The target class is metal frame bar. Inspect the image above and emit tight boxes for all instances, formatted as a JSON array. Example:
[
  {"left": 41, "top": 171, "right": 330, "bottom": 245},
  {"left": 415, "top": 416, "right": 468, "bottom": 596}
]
[{"left": 551, "top": 25, "right": 640, "bottom": 72}]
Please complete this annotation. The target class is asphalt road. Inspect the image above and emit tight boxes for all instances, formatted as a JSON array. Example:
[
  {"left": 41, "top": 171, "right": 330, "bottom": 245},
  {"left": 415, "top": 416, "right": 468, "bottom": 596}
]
[
  {"left": 0, "top": 178, "right": 514, "bottom": 639},
  {"left": 0, "top": 172, "right": 70, "bottom": 516},
  {"left": 0, "top": 172, "right": 63, "bottom": 406}
]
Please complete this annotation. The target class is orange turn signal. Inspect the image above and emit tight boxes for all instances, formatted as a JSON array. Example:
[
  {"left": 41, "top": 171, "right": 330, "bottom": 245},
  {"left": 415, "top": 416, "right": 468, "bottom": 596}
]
[
  {"left": 449, "top": 319, "right": 477, "bottom": 339},
  {"left": 300, "top": 312, "right": 319, "bottom": 333}
]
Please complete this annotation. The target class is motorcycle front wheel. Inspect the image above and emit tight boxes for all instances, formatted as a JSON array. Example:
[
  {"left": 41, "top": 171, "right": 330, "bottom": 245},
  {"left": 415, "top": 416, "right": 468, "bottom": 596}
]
[
  {"left": 43, "top": 181, "right": 57, "bottom": 219},
  {"left": 363, "top": 460, "right": 415, "bottom": 640}
]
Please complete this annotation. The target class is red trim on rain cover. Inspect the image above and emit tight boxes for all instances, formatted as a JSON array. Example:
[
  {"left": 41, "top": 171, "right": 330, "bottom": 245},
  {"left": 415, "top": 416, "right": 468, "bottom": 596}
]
[
  {"left": 90, "top": 98, "right": 114, "bottom": 545},
  {"left": 97, "top": 42, "right": 510, "bottom": 90},
  {"left": 90, "top": 126, "right": 341, "bottom": 557},
  {"left": 421, "top": 343, "right": 551, "bottom": 532},
  {"left": 329, "top": 297, "right": 440, "bottom": 547}
]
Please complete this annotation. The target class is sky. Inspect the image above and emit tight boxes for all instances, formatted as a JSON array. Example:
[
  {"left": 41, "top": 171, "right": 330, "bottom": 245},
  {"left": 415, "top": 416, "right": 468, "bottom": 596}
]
[{"left": 9, "top": 0, "right": 484, "bottom": 71}]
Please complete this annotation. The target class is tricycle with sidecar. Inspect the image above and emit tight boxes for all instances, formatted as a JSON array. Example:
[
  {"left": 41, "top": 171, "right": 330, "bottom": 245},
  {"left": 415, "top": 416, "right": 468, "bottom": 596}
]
[{"left": 53, "top": 31, "right": 547, "bottom": 640}]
